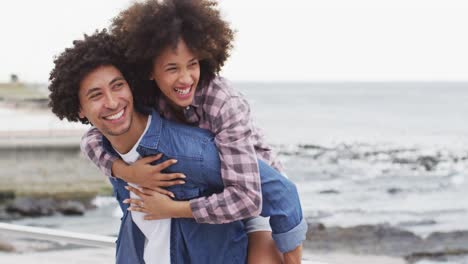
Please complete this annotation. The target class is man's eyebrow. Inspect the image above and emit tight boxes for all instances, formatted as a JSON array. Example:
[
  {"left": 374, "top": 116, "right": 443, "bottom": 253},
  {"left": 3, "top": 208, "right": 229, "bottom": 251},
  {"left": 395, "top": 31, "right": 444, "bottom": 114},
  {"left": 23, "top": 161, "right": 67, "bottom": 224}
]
[{"left": 188, "top": 57, "right": 197, "bottom": 63}]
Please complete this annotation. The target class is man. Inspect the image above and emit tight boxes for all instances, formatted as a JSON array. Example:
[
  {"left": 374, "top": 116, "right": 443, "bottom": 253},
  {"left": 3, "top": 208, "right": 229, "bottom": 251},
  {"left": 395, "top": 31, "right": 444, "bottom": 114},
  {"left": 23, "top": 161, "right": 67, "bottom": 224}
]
[{"left": 48, "top": 30, "right": 306, "bottom": 264}]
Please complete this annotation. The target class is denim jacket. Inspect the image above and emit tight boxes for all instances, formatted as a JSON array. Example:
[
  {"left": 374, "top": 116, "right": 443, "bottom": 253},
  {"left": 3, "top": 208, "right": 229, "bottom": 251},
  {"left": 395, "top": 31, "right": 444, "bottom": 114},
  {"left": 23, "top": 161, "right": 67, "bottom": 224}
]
[{"left": 104, "top": 109, "right": 307, "bottom": 263}]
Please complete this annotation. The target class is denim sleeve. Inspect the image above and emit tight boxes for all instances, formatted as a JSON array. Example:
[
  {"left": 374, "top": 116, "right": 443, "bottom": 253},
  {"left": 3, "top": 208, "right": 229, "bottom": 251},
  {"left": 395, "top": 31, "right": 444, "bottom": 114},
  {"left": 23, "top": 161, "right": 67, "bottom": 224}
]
[
  {"left": 272, "top": 218, "right": 307, "bottom": 253},
  {"left": 257, "top": 159, "right": 308, "bottom": 253}
]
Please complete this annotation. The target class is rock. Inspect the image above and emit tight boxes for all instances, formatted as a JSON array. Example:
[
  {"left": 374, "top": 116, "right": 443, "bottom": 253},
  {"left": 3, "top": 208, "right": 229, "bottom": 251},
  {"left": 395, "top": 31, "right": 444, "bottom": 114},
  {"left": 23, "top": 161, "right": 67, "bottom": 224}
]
[
  {"left": 299, "top": 144, "right": 326, "bottom": 150},
  {"left": 306, "top": 222, "right": 326, "bottom": 240},
  {"left": 319, "top": 189, "right": 340, "bottom": 195},
  {"left": 305, "top": 223, "right": 422, "bottom": 256},
  {"left": 305, "top": 222, "right": 468, "bottom": 260},
  {"left": 392, "top": 158, "right": 413, "bottom": 164},
  {"left": 0, "top": 207, "right": 22, "bottom": 221},
  {"left": 387, "top": 188, "right": 403, "bottom": 195},
  {"left": 405, "top": 249, "right": 468, "bottom": 263},
  {"left": 6, "top": 197, "right": 57, "bottom": 217},
  {"left": 0, "top": 190, "right": 15, "bottom": 203},
  {"left": 58, "top": 201, "right": 85, "bottom": 215},
  {"left": 417, "top": 156, "right": 439, "bottom": 171},
  {"left": 423, "top": 231, "right": 468, "bottom": 253},
  {"left": 398, "top": 220, "right": 437, "bottom": 227},
  {"left": 0, "top": 241, "right": 15, "bottom": 252}
]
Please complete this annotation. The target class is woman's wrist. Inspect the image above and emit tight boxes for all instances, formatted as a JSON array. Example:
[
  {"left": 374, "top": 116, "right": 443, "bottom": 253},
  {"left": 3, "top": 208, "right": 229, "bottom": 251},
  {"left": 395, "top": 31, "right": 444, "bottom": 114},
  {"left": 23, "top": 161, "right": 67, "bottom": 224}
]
[
  {"left": 171, "top": 201, "right": 194, "bottom": 218},
  {"left": 112, "top": 159, "right": 133, "bottom": 181}
]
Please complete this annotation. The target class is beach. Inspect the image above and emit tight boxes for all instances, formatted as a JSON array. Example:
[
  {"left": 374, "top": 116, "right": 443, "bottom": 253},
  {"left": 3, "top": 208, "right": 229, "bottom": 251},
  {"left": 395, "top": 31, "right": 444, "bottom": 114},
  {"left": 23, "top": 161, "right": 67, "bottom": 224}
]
[
  {"left": 1, "top": 82, "right": 468, "bottom": 263},
  {"left": 0, "top": 248, "right": 405, "bottom": 264}
]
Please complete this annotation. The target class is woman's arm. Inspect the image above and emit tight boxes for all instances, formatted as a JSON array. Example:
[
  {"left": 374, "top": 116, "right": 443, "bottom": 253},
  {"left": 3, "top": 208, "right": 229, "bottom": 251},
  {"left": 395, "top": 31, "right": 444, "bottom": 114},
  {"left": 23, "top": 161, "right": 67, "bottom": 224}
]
[
  {"left": 188, "top": 95, "right": 263, "bottom": 223},
  {"left": 80, "top": 127, "right": 119, "bottom": 178},
  {"left": 81, "top": 127, "right": 184, "bottom": 192}
]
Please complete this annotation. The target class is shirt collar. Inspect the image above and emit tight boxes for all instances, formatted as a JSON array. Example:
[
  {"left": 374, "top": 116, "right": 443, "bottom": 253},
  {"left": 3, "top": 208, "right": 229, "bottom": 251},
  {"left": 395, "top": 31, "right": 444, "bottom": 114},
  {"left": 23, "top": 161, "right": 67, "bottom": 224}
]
[{"left": 191, "top": 83, "right": 204, "bottom": 108}]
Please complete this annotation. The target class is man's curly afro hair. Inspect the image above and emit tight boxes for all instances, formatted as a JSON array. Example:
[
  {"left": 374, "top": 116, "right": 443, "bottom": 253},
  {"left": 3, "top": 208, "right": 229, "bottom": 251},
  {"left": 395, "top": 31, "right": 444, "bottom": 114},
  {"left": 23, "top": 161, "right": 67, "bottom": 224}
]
[
  {"left": 111, "top": 0, "right": 235, "bottom": 89},
  {"left": 48, "top": 29, "right": 131, "bottom": 124}
]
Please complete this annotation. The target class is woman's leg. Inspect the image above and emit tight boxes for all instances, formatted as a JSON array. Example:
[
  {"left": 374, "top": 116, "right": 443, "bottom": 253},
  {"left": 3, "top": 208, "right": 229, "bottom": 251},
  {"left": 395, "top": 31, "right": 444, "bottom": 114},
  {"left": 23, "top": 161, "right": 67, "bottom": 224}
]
[
  {"left": 248, "top": 231, "right": 283, "bottom": 264},
  {"left": 244, "top": 217, "right": 283, "bottom": 264}
]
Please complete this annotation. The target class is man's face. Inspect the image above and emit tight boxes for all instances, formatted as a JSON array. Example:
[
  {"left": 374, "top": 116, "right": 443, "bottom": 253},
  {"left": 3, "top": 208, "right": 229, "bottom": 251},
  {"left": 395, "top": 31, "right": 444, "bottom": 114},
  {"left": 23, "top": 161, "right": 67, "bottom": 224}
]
[{"left": 78, "top": 65, "right": 134, "bottom": 137}]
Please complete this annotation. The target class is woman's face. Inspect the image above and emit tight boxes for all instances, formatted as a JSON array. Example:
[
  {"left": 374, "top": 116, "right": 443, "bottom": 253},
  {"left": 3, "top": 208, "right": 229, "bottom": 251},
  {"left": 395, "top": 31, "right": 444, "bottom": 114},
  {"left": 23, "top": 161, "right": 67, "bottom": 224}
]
[{"left": 151, "top": 39, "right": 200, "bottom": 110}]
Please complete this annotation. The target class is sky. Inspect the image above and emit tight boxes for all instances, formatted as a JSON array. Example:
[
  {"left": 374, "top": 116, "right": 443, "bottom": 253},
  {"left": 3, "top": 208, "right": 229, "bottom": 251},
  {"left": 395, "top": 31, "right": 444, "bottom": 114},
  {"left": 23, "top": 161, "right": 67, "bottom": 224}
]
[{"left": 0, "top": 0, "right": 468, "bottom": 83}]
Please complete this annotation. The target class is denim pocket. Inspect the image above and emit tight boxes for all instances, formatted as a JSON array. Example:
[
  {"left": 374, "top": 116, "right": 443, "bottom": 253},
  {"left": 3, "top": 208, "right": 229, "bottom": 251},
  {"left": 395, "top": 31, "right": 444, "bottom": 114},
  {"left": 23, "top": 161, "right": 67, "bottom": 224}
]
[{"left": 170, "top": 186, "right": 202, "bottom": 201}]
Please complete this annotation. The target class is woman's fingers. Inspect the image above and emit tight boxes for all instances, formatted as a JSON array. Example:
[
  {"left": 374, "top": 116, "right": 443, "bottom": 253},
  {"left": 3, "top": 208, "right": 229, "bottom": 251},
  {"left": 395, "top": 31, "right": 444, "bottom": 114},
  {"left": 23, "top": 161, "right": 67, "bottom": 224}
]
[
  {"left": 127, "top": 206, "right": 147, "bottom": 213},
  {"left": 141, "top": 186, "right": 175, "bottom": 198},
  {"left": 125, "top": 185, "right": 146, "bottom": 197},
  {"left": 154, "top": 159, "right": 178, "bottom": 171},
  {"left": 161, "top": 173, "right": 186, "bottom": 181},
  {"left": 144, "top": 215, "right": 159, "bottom": 220},
  {"left": 138, "top": 153, "right": 163, "bottom": 164},
  {"left": 157, "top": 179, "right": 185, "bottom": 187},
  {"left": 123, "top": 198, "right": 144, "bottom": 208}
]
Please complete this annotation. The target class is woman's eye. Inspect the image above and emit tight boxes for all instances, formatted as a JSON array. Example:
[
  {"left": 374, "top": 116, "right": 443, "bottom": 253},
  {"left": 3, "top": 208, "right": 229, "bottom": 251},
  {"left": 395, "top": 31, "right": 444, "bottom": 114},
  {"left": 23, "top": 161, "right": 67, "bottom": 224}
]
[{"left": 114, "top": 82, "right": 124, "bottom": 89}]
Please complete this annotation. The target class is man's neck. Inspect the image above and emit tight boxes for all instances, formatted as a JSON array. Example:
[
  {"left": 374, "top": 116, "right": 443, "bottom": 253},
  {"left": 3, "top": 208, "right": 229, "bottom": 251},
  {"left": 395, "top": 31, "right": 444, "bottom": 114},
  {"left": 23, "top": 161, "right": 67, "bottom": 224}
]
[{"left": 108, "top": 112, "right": 148, "bottom": 154}]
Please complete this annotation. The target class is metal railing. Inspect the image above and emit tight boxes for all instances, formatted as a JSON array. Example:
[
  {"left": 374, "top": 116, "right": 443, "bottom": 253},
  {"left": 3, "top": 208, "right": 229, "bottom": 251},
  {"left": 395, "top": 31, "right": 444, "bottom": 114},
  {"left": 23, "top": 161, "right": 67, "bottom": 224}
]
[{"left": 0, "top": 222, "right": 115, "bottom": 248}]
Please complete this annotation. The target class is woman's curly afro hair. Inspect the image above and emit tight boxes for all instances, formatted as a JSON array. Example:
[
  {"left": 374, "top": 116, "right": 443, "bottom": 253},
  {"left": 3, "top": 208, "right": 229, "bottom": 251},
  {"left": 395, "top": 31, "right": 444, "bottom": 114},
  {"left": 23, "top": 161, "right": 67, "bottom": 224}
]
[
  {"left": 48, "top": 29, "right": 130, "bottom": 124},
  {"left": 111, "top": 0, "right": 235, "bottom": 89}
]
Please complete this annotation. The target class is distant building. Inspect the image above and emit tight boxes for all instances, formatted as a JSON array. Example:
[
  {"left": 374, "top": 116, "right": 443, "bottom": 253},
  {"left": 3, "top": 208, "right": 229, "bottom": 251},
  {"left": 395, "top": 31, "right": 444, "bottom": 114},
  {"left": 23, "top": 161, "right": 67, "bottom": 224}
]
[{"left": 10, "top": 74, "right": 19, "bottom": 83}]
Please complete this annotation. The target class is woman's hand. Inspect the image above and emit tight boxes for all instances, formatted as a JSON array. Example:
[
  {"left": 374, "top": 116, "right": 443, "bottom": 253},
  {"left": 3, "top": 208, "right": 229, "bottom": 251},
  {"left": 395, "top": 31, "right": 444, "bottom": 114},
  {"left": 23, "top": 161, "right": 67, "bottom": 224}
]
[
  {"left": 124, "top": 185, "right": 192, "bottom": 220},
  {"left": 112, "top": 154, "right": 185, "bottom": 198}
]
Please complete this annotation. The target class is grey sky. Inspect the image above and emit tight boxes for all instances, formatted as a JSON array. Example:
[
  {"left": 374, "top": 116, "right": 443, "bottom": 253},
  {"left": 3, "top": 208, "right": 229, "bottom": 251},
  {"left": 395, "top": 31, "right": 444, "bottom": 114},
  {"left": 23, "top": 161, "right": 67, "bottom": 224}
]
[{"left": 1, "top": 0, "right": 467, "bottom": 83}]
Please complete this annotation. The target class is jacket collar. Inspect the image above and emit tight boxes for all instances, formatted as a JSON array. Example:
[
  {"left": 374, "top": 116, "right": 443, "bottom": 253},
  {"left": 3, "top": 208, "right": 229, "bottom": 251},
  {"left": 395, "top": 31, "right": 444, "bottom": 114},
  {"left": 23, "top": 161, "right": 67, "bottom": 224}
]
[
  {"left": 102, "top": 108, "right": 162, "bottom": 154},
  {"left": 138, "top": 109, "right": 162, "bottom": 150}
]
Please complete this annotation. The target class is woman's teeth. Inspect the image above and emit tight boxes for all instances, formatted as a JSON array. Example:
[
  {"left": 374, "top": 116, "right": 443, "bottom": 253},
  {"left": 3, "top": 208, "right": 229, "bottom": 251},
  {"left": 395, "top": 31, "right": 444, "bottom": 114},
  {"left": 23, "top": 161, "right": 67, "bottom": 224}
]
[
  {"left": 174, "top": 86, "right": 190, "bottom": 95},
  {"left": 105, "top": 109, "right": 124, "bottom": 120}
]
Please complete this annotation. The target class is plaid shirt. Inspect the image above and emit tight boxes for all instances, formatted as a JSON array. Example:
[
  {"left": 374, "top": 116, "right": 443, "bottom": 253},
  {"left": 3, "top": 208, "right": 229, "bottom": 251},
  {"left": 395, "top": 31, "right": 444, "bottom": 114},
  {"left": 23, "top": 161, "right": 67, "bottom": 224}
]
[{"left": 81, "top": 76, "right": 283, "bottom": 223}]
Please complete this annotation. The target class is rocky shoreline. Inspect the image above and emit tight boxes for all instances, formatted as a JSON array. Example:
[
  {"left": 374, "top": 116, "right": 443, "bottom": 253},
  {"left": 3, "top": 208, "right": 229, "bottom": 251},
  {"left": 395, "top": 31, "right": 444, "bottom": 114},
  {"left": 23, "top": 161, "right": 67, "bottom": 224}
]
[
  {"left": 2, "top": 207, "right": 468, "bottom": 264},
  {"left": 0, "top": 197, "right": 95, "bottom": 220},
  {"left": 0, "top": 194, "right": 109, "bottom": 254},
  {"left": 304, "top": 221, "right": 468, "bottom": 263}
]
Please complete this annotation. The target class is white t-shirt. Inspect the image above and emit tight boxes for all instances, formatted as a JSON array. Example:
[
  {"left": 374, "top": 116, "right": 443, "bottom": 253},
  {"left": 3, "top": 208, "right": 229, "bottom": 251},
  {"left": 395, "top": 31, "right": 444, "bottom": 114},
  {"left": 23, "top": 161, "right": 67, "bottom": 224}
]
[{"left": 115, "top": 115, "right": 171, "bottom": 264}]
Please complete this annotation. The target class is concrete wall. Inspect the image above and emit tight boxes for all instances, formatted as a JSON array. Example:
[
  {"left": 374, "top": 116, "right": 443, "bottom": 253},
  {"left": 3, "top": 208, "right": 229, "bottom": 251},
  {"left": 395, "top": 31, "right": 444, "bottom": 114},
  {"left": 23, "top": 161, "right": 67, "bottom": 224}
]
[{"left": 0, "top": 143, "right": 109, "bottom": 199}]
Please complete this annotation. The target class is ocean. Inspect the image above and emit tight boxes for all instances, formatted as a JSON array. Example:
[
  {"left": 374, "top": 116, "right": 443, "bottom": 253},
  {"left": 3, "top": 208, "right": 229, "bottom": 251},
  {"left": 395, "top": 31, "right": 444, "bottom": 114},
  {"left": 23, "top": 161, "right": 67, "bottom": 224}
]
[
  {"left": 5, "top": 82, "right": 468, "bottom": 263},
  {"left": 238, "top": 82, "right": 468, "bottom": 234}
]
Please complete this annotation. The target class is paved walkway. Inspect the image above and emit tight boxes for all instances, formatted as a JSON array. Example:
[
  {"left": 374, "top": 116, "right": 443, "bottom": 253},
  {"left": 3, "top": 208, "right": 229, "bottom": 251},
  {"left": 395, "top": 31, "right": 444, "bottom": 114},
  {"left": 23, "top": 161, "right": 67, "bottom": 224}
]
[{"left": 0, "top": 248, "right": 406, "bottom": 264}]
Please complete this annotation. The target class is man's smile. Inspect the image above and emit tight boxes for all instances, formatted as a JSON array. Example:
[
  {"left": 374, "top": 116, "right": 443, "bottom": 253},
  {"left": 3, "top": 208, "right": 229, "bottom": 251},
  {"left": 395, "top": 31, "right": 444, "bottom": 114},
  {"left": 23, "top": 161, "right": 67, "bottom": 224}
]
[{"left": 103, "top": 107, "right": 125, "bottom": 122}]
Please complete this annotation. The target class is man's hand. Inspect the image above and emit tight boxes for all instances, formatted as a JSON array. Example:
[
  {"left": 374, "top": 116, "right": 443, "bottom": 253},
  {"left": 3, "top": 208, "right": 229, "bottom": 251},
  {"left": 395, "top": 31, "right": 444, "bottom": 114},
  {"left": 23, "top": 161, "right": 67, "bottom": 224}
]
[
  {"left": 124, "top": 185, "right": 193, "bottom": 220},
  {"left": 112, "top": 154, "right": 185, "bottom": 197}
]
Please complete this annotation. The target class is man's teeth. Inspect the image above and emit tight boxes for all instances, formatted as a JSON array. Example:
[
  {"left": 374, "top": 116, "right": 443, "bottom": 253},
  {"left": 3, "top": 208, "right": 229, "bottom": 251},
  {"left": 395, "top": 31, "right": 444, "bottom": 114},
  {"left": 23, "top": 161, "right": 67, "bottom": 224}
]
[
  {"left": 105, "top": 110, "right": 124, "bottom": 120},
  {"left": 174, "top": 87, "right": 190, "bottom": 95}
]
